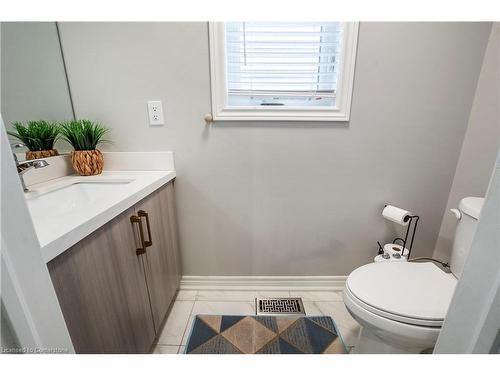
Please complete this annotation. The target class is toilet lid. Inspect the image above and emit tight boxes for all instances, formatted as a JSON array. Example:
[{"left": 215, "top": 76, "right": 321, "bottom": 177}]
[{"left": 346, "top": 262, "right": 457, "bottom": 322}]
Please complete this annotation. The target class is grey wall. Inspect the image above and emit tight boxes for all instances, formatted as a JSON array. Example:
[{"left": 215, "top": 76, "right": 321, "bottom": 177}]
[
  {"left": 1, "top": 22, "right": 74, "bottom": 128},
  {"left": 59, "top": 22, "right": 491, "bottom": 276},
  {"left": 434, "top": 24, "right": 500, "bottom": 262}
]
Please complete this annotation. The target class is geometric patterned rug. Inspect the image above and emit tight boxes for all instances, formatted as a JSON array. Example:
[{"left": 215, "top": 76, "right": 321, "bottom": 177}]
[{"left": 185, "top": 315, "right": 347, "bottom": 354}]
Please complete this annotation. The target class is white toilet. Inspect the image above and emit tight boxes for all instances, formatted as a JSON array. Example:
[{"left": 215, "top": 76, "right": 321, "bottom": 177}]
[{"left": 343, "top": 197, "right": 484, "bottom": 354}]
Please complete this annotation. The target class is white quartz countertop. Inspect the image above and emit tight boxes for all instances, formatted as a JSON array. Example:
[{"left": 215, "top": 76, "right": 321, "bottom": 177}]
[{"left": 26, "top": 170, "right": 176, "bottom": 263}]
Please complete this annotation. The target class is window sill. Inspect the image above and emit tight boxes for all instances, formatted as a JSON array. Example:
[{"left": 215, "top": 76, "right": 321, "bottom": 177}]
[{"left": 211, "top": 108, "right": 351, "bottom": 122}]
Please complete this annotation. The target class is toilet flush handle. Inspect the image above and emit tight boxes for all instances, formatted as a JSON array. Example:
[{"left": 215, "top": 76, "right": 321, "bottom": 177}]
[{"left": 450, "top": 208, "right": 462, "bottom": 220}]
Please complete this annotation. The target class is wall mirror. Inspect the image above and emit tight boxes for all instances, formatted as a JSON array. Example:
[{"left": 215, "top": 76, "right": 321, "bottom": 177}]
[{"left": 1, "top": 22, "right": 75, "bottom": 160}]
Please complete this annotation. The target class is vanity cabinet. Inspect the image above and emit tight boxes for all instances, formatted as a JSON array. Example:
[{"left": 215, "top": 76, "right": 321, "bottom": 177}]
[
  {"left": 134, "top": 184, "right": 180, "bottom": 331},
  {"left": 47, "top": 180, "right": 181, "bottom": 353}
]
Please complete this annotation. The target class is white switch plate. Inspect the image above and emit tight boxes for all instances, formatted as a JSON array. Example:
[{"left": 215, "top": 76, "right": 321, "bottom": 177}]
[{"left": 147, "top": 100, "right": 164, "bottom": 126}]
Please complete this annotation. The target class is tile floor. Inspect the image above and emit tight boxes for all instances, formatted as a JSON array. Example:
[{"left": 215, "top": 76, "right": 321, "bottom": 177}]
[{"left": 152, "top": 289, "right": 360, "bottom": 354}]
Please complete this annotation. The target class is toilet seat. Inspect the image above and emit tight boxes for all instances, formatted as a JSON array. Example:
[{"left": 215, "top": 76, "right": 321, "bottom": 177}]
[{"left": 345, "top": 262, "right": 457, "bottom": 327}]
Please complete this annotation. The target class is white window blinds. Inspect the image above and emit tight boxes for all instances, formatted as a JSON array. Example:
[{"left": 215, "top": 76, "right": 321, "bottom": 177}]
[{"left": 224, "top": 22, "right": 343, "bottom": 107}]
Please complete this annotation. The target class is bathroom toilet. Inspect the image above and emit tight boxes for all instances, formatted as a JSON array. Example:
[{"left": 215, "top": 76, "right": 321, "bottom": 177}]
[{"left": 343, "top": 197, "right": 484, "bottom": 353}]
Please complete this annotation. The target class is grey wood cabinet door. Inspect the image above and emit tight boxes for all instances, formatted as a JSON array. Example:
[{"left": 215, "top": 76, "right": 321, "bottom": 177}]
[
  {"left": 163, "top": 181, "right": 182, "bottom": 290},
  {"left": 153, "top": 181, "right": 182, "bottom": 299},
  {"left": 48, "top": 206, "right": 155, "bottom": 353},
  {"left": 134, "top": 184, "right": 177, "bottom": 331}
]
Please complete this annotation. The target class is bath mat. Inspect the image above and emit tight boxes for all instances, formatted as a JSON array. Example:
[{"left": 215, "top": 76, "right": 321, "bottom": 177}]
[{"left": 185, "top": 315, "right": 347, "bottom": 354}]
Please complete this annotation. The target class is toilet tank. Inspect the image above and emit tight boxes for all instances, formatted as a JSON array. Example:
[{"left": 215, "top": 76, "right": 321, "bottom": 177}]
[{"left": 450, "top": 197, "right": 484, "bottom": 278}]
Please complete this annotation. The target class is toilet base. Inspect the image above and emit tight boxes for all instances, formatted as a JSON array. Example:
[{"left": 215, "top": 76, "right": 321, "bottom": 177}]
[{"left": 353, "top": 327, "right": 433, "bottom": 354}]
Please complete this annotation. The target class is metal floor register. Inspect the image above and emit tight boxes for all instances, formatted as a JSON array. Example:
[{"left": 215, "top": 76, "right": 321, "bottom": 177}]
[{"left": 255, "top": 298, "right": 305, "bottom": 316}]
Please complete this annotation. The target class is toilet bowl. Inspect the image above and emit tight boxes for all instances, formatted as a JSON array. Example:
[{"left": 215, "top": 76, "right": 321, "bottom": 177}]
[
  {"left": 343, "top": 197, "right": 484, "bottom": 353},
  {"left": 343, "top": 262, "right": 456, "bottom": 353}
]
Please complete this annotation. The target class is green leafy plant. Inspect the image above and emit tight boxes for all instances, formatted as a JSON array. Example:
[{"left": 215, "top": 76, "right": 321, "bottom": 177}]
[
  {"left": 7, "top": 120, "right": 60, "bottom": 151},
  {"left": 59, "top": 120, "right": 110, "bottom": 151}
]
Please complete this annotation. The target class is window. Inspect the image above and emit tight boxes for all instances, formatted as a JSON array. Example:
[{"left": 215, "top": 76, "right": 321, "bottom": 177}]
[{"left": 209, "top": 22, "right": 359, "bottom": 121}]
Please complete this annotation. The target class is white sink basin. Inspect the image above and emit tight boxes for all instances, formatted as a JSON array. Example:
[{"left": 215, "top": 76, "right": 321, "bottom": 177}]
[
  {"left": 27, "top": 181, "right": 133, "bottom": 218},
  {"left": 24, "top": 170, "right": 175, "bottom": 262},
  {"left": 25, "top": 178, "right": 133, "bottom": 198}
]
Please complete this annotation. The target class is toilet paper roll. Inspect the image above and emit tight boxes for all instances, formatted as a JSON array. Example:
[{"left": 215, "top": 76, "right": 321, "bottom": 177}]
[
  {"left": 374, "top": 253, "right": 408, "bottom": 263},
  {"left": 384, "top": 243, "right": 409, "bottom": 257},
  {"left": 382, "top": 205, "right": 412, "bottom": 226}
]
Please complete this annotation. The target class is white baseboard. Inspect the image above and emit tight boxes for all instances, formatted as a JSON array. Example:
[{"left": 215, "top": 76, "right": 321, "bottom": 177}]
[{"left": 180, "top": 276, "right": 347, "bottom": 291}]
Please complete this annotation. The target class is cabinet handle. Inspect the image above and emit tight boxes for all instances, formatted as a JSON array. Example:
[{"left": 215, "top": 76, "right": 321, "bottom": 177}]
[
  {"left": 138, "top": 210, "right": 153, "bottom": 248},
  {"left": 130, "top": 215, "right": 147, "bottom": 255}
]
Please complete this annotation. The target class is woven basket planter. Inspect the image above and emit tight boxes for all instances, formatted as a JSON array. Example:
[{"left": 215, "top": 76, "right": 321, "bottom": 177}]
[
  {"left": 26, "top": 149, "right": 59, "bottom": 160},
  {"left": 71, "top": 150, "right": 104, "bottom": 176}
]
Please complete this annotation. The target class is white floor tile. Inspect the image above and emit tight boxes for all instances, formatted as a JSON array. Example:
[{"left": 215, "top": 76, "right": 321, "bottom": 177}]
[
  {"left": 254, "top": 290, "right": 292, "bottom": 299},
  {"left": 303, "top": 301, "right": 322, "bottom": 316},
  {"left": 196, "top": 290, "right": 255, "bottom": 301},
  {"left": 191, "top": 300, "right": 255, "bottom": 315},
  {"left": 338, "top": 325, "right": 361, "bottom": 347},
  {"left": 156, "top": 301, "right": 194, "bottom": 345},
  {"left": 152, "top": 345, "right": 180, "bottom": 354},
  {"left": 181, "top": 316, "right": 196, "bottom": 346},
  {"left": 175, "top": 290, "right": 198, "bottom": 301},
  {"left": 315, "top": 301, "right": 360, "bottom": 331},
  {"left": 290, "top": 291, "right": 343, "bottom": 302},
  {"left": 196, "top": 290, "right": 291, "bottom": 301}
]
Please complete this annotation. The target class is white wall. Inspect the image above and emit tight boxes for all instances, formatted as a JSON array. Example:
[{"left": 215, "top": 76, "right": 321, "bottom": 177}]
[
  {"left": 1, "top": 302, "right": 19, "bottom": 350},
  {"left": 435, "top": 152, "right": 500, "bottom": 353},
  {"left": 434, "top": 24, "right": 500, "bottom": 262},
  {"left": 59, "top": 22, "right": 491, "bottom": 276}
]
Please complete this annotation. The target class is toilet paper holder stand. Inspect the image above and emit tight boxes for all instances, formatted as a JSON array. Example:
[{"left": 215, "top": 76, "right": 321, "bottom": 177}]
[{"left": 380, "top": 206, "right": 420, "bottom": 260}]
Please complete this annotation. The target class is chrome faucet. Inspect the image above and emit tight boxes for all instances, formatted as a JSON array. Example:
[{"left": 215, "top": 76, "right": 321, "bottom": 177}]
[{"left": 11, "top": 144, "right": 50, "bottom": 192}]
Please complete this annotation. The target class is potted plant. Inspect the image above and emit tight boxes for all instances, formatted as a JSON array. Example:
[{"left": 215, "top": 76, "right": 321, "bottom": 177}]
[
  {"left": 7, "top": 120, "right": 60, "bottom": 160},
  {"left": 60, "top": 119, "right": 109, "bottom": 176}
]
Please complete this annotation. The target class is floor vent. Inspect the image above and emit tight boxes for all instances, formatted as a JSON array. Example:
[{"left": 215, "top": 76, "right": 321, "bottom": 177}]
[{"left": 255, "top": 298, "right": 305, "bottom": 316}]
